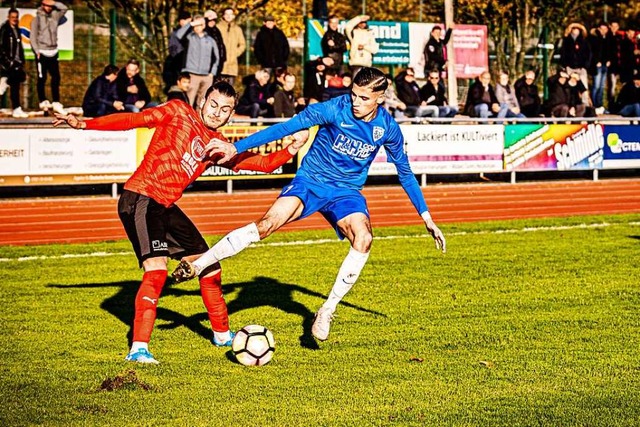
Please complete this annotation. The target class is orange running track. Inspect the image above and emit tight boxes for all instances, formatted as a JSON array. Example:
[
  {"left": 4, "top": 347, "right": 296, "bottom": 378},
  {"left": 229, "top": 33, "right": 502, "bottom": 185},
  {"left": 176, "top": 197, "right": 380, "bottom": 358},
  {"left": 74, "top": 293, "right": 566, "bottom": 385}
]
[{"left": 1, "top": 179, "right": 639, "bottom": 246}]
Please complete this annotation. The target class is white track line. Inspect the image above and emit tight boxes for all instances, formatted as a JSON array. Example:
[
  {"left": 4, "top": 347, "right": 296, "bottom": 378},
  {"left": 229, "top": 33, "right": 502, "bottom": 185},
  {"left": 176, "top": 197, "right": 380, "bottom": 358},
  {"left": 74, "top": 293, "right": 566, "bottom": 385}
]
[{"left": 2, "top": 221, "right": 637, "bottom": 263}]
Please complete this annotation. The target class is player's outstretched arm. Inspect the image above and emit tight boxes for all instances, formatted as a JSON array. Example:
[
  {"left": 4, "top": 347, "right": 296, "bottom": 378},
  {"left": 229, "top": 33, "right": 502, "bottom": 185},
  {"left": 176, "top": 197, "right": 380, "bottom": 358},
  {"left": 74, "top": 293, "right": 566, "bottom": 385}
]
[
  {"left": 52, "top": 112, "right": 86, "bottom": 129},
  {"left": 421, "top": 211, "right": 446, "bottom": 253}
]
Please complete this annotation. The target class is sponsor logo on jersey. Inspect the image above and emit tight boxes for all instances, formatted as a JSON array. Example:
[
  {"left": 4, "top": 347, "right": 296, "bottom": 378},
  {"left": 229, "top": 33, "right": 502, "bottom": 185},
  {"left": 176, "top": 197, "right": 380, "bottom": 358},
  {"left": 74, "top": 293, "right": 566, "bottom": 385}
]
[
  {"left": 340, "top": 121, "right": 355, "bottom": 128},
  {"left": 191, "top": 136, "right": 207, "bottom": 161},
  {"left": 332, "top": 134, "right": 377, "bottom": 160},
  {"left": 373, "top": 126, "right": 385, "bottom": 142}
]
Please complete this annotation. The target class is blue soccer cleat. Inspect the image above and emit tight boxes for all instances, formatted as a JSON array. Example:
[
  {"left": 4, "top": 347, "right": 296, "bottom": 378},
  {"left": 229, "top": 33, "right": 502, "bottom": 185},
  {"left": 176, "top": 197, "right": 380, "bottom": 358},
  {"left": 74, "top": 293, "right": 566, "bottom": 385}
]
[
  {"left": 212, "top": 331, "right": 236, "bottom": 347},
  {"left": 125, "top": 348, "right": 159, "bottom": 364}
]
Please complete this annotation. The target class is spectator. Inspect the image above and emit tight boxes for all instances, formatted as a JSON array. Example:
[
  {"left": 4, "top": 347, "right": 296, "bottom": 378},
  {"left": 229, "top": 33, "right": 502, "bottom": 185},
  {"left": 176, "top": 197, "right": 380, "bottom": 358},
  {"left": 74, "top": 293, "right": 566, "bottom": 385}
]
[
  {"left": 218, "top": 8, "right": 246, "bottom": 86},
  {"left": 323, "top": 70, "right": 352, "bottom": 100},
  {"left": 383, "top": 74, "right": 407, "bottom": 119},
  {"left": 589, "top": 23, "right": 614, "bottom": 109},
  {"left": 253, "top": 15, "right": 290, "bottom": 73},
  {"left": 30, "top": 0, "right": 68, "bottom": 115},
  {"left": 204, "top": 10, "right": 226, "bottom": 78},
  {"left": 608, "top": 22, "right": 623, "bottom": 108},
  {"left": 559, "top": 23, "right": 591, "bottom": 102},
  {"left": 616, "top": 72, "right": 640, "bottom": 117},
  {"left": 514, "top": 70, "right": 542, "bottom": 117},
  {"left": 162, "top": 11, "right": 191, "bottom": 94},
  {"left": 566, "top": 71, "right": 590, "bottom": 117},
  {"left": 494, "top": 71, "right": 526, "bottom": 119},
  {"left": 236, "top": 69, "right": 274, "bottom": 118},
  {"left": 116, "top": 59, "right": 156, "bottom": 113},
  {"left": 395, "top": 67, "right": 439, "bottom": 118},
  {"left": 176, "top": 15, "right": 220, "bottom": 108},
  {"left": 321, "top": 15, "right": 347, "bottom": 72},
  {"left": 0, "top": 8, "right": 28, "bottom": 118},
  {"left": 344, "top": 15, "right": 378, "bottom": 75},
  {"left": 419, "top": 70, "right": 457, "bottom": 117},
  {"left": 82, "top": 64, "right": 123, "bottom": 117},
  {"left": 423, "top": 25, "right": 452, "bottom": 77},
  {"left": 544, "top": 68, "right": 573, "bottom": 117},
  {"left": 167, "top": 72, "right": 191, "bottom": 104},
  {"left": 620, "top": 29, "right": 637, "bottom": 84},
  {"left": 272, "top": 71, "right": 298, "bottom": 118},
  {"left": 463, "top": 71, "right": 503, "bottom": 118},
  {"left": 303, "top": 56, "right": 333, "bottom": 104}
]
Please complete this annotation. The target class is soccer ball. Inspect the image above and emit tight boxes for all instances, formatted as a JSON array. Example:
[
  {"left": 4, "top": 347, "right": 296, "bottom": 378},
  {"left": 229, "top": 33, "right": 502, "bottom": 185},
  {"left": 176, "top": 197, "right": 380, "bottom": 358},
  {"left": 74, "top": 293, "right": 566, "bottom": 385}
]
[{"left": 232, "top": 325, "right": 275, "bottom": 366}]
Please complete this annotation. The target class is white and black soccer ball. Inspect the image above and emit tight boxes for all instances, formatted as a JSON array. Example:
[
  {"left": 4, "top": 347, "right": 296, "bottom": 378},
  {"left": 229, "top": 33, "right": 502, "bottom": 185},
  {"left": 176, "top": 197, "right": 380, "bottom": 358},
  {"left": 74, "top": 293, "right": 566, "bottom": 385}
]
[{"left": 232, "top": 325, "right": 275, "bottom": 366}]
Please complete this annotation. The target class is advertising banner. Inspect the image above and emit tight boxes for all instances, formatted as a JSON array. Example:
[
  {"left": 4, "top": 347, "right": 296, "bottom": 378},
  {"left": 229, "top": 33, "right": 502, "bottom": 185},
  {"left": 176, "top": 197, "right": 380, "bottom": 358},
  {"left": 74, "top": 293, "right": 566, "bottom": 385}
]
[
  {"left": 0, "top": 8, "right": 74, "bottom": 60},
  {"left": 504, "top": 124, "right": 605, "bottom": 171},
  {"left": 369, "top": 125, "right": 503, "bottom": 175},
  {"left": 306, "top": 19, "right": 487, "bottom": 79},
  {"left": 602, "top": 125, "right": 640, "bottom": 168}
]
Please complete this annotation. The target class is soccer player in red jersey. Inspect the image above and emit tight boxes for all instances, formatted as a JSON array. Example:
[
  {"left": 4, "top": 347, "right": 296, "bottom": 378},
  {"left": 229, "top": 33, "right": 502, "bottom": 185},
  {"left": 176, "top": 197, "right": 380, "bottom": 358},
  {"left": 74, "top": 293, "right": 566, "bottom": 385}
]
[{"left": 53, "top": 80, "right": 308, "bottom": 364}]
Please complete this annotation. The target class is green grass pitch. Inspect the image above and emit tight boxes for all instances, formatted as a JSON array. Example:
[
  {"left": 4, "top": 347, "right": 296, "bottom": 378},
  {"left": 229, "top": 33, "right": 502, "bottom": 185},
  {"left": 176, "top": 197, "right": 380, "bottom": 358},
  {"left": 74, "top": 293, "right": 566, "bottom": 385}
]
[{"left": 1, "top": 214, "right": 640, "bottom": 426}]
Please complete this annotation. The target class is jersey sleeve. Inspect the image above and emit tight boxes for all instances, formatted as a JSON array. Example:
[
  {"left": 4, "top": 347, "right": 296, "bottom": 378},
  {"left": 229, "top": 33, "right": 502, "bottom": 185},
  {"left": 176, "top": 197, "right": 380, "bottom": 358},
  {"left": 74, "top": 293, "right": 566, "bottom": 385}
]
[
  {"left": 234, "top": 98, "right": 340, "bottom": 153},
  {"left": 226, "top": 147, "right": 294, "bottom": 173},
  {"left": 84, "top": 101, "right": 179, "bottom": 131},
  {"left": 384, "top": 123, "right": 429, "bottom": 215}
]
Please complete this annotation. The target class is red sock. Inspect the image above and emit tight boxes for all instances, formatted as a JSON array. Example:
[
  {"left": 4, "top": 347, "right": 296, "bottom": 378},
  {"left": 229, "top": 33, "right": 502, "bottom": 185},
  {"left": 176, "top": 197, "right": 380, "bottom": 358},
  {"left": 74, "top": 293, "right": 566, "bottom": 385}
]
[
  {"left": 132, "top": 270, "right": 167, "bottom": 343},
  {"left": 200, "top": 271, "right": 229, "bottom": 332}
]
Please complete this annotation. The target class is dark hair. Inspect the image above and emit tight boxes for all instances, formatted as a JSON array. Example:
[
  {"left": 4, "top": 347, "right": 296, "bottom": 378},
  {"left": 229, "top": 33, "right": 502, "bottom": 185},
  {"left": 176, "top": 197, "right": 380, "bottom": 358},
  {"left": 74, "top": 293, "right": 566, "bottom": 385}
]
[
  {"left": 204, "top": 80, "right": 237, "bottom": 103},
  {"left": 8, "top": 8, "right": 18, "bottom": 15},
  {"left": 431, "top": 25, "right": 442, "bottom": 32},
  {"left": 352, "top": 67, "right": 388, "bottom": 92},
  {"left": 177, "top": 11, "right": 191, "bottom": 21},
  {"left": 102, "top": 64, "right": 119, "bottom": 76},
  {"left": 328, "top": 14, "right": 339, "bottom": 20},
  {"left": 178, "top": 71, "right": 191, "bottom": 81},
  {"left": 126, "top": 58, "right": 140, "bottom": 67}
]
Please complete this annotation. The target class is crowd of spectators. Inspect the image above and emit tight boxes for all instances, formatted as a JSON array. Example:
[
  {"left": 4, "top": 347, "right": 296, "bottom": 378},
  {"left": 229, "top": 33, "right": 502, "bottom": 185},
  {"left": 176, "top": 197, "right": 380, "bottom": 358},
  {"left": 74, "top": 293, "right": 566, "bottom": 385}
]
[{"left": 1, "top": 5, "right": 640, "bottom": 121}]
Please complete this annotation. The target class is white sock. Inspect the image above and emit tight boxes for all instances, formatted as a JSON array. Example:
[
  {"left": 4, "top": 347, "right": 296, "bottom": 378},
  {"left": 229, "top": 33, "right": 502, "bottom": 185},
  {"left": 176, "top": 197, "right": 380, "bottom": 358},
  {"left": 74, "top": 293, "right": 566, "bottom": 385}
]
[
  {"left": 130, "top": 341, "right": 148, "bottom": 353},
  {"left": 322, "top": 247, "right": 370, "bottom": 312},
  {"left": 213, "top": 330, "right": 232, "bottom": 343},
  {"left": 193, "top": 223, "right": 260, "bottom": 272}
]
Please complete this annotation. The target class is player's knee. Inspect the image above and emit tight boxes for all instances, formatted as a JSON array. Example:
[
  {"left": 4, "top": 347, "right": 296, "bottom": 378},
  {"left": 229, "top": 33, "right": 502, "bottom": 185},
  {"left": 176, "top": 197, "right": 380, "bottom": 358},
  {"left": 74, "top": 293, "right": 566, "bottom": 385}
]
[{"left": 353, "top": 231, "right": 373, "bottom": 252}]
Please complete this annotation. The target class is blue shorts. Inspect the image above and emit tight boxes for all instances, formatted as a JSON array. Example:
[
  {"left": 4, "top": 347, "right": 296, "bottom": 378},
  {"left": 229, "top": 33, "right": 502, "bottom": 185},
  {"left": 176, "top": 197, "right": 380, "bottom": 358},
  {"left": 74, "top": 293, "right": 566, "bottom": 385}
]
[{"left": 279, "top": 175, "right": 369, "bottom": 239}]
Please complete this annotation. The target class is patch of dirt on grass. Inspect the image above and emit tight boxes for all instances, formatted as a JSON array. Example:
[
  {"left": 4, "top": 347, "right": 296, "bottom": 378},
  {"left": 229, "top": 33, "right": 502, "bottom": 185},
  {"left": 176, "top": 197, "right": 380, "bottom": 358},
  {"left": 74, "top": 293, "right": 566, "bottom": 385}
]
[{"left": 99, "top": 370, "right": 152, "bottom": 391}]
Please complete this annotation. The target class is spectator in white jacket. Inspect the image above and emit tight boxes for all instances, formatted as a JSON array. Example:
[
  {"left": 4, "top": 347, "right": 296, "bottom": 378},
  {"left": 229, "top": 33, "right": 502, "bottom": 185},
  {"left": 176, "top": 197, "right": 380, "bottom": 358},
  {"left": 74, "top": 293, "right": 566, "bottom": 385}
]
[{"left": 344, "top": 15, "right": 379, "bottom": 76}]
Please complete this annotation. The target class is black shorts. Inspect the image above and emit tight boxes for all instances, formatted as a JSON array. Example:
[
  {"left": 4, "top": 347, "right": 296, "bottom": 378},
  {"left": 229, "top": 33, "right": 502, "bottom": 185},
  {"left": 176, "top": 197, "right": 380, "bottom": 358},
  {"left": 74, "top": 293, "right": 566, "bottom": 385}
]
[{"left": 117, "top": 190, "right": 208, "bottom": 266}]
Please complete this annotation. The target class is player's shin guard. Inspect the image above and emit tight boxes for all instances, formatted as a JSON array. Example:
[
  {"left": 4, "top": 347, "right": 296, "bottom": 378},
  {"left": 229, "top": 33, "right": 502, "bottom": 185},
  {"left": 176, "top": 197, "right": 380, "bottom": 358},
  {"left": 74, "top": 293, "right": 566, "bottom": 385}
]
[
  {"left": 132, "top": 270, "right": 167, "bottom": 343},
  {"left": 323, "top": 247, "right": 370, "bottom": 312},
  {"left": 193, "top": 223, "right": 260, "bottom": 272},
  {"left": 199, "top": 271, "right": 229, "bottom": 333}
]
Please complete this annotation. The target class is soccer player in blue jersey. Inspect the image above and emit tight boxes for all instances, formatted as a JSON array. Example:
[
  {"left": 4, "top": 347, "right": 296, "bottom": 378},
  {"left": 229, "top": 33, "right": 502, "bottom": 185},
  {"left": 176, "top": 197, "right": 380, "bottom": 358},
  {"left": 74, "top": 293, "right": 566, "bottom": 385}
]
[{"left": 172, "top": 67, "right": 446, "bottom": 341}]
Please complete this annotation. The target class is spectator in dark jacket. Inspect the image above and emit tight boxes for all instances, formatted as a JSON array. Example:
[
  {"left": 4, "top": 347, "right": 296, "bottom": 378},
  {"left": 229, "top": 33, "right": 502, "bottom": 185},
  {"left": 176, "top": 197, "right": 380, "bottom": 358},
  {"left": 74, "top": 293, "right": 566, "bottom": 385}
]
[
  {"left": 272, "top": 71, "right": 298, "bottom": 118},
  {"left": 619, "top": 29, "right": 638, "bottom": 84},
  {"left": 588, "top": 23, "right": 615, "bottom": 108},
  {"left": 253, "top": 15, "right": 290, "bottom": 71},
  {"left": 419, "top": 70, "right": 457, "bottom": 117},
  {"left": 162, "top": 11, "right": 191, "bottom": 94},
  {"left": 616, "top": 73, "right": 640, "bottom": 117},
  {"left": 463, "top": 71, "right": 503, "bottom": 118},
  {"left": 0, "top": 8, "right": 28, "bottom": 118},
  {"left": 559, "top": 23, "right": 591, "bottom": 102},
  {"left": 303, "top": 56, "right": 333, "bottom": 104},
  {"left": 514, "top": 70, "right": 542, "bottom": 117},
  {"left": 204, "top": 10, "right": 226, "bottom": 77},
  {"left": 166, "top": 72, "right": 191, "bottom": 104},
  {"left": 82, "top": 64, "right": 123, "bottom": 117},
  {"left": 395, "top": 68, "right": 438, "bottom": 117},
  {"left": 544, "top": 68, "right": 573, "bottom": 117},
  {"left": 116, "top": 58, "right": 156, "bottom": 112},
  {"left": 423, "top": 25, "right": 452, "bottom": 77},
  {"left": 236, "top": 69, "right": 274, "bottom": 118},
  {"left": 321, "top": 15, "right": 347, "bottom": 72}
]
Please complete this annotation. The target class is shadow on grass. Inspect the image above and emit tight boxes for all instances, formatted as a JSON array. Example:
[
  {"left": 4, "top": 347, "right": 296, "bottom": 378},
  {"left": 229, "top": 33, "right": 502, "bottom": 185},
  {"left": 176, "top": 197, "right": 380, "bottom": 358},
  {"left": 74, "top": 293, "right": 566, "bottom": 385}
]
[{"left": 48, "top": 276, "right": 384, "bottom": 350}]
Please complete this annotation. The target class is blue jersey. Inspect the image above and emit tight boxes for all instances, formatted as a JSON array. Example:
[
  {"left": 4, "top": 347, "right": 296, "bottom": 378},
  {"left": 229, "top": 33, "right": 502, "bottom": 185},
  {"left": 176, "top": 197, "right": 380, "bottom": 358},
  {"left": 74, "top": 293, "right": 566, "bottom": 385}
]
[{"left": 234, "top": 95, "right": 428, "bottom": 214}]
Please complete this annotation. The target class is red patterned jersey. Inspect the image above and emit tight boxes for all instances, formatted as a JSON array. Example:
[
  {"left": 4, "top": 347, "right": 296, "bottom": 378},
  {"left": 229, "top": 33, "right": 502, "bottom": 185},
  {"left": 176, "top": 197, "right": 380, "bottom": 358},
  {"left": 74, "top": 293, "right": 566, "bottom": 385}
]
[{"left": 84, "top": 100, "right": 293, "bottom": 207}]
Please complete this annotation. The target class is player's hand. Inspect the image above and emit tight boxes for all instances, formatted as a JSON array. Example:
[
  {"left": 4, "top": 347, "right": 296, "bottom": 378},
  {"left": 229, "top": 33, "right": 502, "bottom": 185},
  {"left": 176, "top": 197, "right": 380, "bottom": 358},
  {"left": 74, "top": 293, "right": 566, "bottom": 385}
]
[
  {"left": 286, "top": 130, "right": 310, "bottom": 154},
  {"left": 52, "top": 112, "right": 85, "bottom": 129},
  {"left": 422, "top": 211, "right": 446, "bottom": 253},
  {"left": 205, "top": 138, "right": 237, "bottom": 164}
]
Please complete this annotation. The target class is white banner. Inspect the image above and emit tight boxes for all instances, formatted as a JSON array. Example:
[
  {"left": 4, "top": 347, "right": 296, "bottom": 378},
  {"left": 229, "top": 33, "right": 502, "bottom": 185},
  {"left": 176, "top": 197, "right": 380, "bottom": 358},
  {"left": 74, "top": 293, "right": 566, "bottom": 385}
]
[{"left": 369, "top": 125, "right": 504, "bottom": 175}]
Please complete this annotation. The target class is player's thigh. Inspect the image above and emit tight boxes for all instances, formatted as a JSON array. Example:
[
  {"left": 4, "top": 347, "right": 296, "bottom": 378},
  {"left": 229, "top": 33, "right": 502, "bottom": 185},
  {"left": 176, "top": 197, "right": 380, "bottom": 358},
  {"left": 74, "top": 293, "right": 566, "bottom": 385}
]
[
  {"left": 165, "top": 204, "right": 209, "bottom": 258},
  {"left": 336, "top": 212, "right": 373, "bottom": 252},
  {"left": 257, "top": 196, "right": 304, "bottom": 238}
]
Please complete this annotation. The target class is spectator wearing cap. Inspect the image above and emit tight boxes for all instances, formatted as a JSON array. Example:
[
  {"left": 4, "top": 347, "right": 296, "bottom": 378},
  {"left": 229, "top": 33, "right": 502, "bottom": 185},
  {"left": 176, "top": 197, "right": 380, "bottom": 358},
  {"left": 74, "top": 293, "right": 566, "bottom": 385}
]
[
  {"left": 218, "top": 8, "right": 246, "bottom": 86},
  {"left": 344, "top": 14, "right": 378, "bottom": 75},
  {"left": 423, "top": 25, "right": 452, "bottom": 78},
  {"left": 175, "top": 14, "right": 220, "bottom": 107},
  {"left": 616, "top": 72, "right": 640, "bottom": 117},
  {"left": 204, "top": 10, "right": 226, "bottom": 78},
  {"left": 253, "top": 15, "right": 290, "bottom": 72}
]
